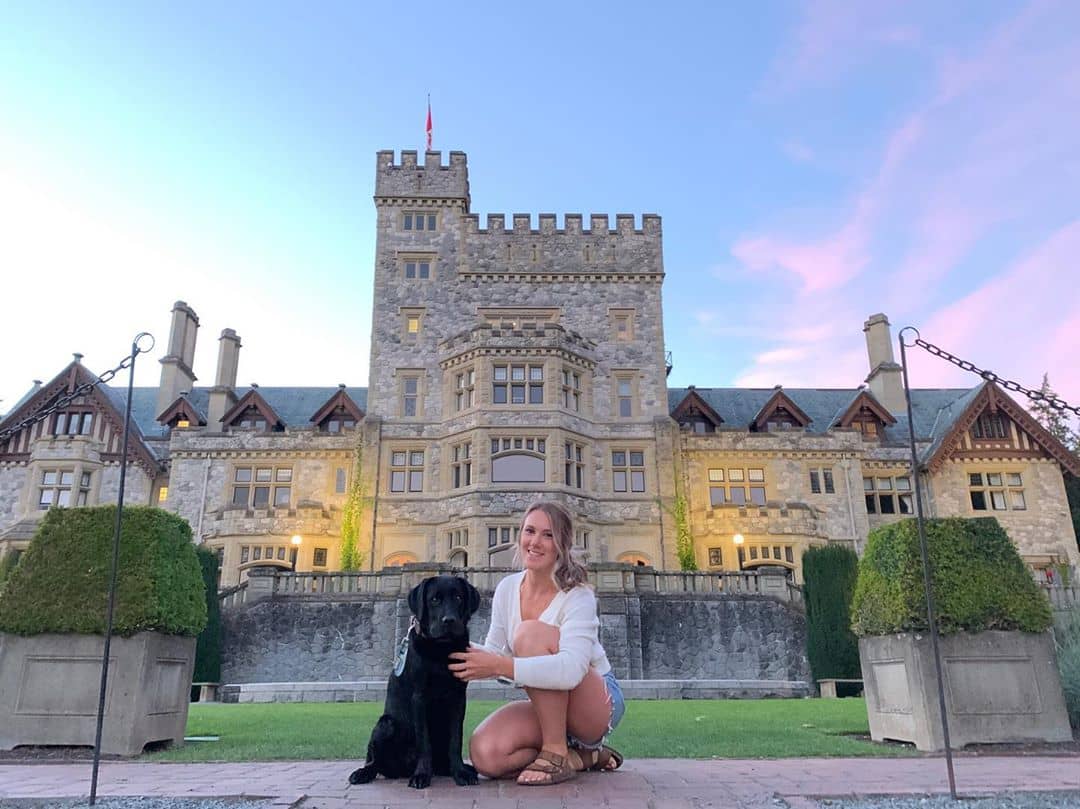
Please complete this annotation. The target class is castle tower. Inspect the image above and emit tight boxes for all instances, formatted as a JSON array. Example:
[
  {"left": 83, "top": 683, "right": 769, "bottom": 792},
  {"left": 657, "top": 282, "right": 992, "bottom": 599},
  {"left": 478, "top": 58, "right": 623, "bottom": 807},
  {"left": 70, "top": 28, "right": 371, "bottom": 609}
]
[{"left": 366, "top": 149, "right": 674, "bottom": 570}]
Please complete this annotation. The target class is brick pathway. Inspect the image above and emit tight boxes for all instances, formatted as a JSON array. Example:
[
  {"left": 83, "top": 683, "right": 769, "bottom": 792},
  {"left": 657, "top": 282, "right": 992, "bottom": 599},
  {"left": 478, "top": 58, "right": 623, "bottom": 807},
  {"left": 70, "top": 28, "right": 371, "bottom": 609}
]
[{"left": 0, "top": 756, "right": 1077, "bottom": 808}]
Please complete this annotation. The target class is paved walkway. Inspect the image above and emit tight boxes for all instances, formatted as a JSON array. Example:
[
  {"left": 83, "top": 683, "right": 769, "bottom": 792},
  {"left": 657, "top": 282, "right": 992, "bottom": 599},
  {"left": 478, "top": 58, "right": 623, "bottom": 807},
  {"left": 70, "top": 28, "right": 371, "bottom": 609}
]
[{"left": 1, "top": 756, "right": 1078, "bottom": 808}]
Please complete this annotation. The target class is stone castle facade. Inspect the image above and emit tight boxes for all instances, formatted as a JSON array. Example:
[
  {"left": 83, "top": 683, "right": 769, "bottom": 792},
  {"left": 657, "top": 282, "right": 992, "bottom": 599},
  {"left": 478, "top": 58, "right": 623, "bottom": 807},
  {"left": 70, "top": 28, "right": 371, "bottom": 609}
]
[{"left": 1, "top": 150, "right": 1077, "bottom": 588}]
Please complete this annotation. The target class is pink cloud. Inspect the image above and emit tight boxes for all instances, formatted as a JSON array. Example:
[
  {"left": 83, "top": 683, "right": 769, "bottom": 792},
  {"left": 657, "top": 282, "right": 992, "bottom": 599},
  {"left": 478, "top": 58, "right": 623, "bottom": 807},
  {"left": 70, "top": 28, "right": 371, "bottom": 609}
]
[
  {"left": 765, "top": 1, "right": 923, "bottom": 92},
  {"left": 731, "top": 220, "right": 868, "bottom": 292},
  {"left": 734, "top": 347, "right": 866, "bottom": 389},
  {"left": 909, "top": 219, "right": 1080, "bottom": 405},
  {"left": 733, "top": 114, "right": 923, "bottom": 293}
]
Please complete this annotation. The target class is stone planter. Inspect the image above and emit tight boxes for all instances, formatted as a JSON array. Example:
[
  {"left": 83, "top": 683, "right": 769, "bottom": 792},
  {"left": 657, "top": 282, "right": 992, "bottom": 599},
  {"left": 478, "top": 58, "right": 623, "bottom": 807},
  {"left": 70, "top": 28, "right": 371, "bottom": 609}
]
[
  {"left": 860, "top": 630, "right": 1071, "bottom": 751},
  {"left": 0, "top": 631, "right": 196, "bottom": 755}
]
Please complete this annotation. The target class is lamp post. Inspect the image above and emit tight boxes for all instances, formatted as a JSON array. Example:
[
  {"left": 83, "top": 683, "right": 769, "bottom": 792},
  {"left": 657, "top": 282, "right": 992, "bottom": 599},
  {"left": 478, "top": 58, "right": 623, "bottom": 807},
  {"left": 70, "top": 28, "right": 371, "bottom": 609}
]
[
  {"left": 733, "top": 533, "right": 745, "bottom": 573},
  {"left": 290, "top": 534, "right": 302, "bottom": 572}
]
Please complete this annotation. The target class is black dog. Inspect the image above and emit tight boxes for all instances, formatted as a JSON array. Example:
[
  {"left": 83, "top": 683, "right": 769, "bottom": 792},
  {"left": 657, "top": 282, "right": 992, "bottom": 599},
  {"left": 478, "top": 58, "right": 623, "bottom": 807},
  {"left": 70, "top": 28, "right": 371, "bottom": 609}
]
[{"left": 348, "top": 575, "right": 481, "bottom": 789}]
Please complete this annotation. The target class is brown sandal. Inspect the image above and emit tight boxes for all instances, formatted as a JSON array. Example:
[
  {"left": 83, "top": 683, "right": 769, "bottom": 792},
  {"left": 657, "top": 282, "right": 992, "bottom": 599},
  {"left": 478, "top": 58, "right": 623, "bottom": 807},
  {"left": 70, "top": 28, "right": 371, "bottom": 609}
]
[
  {"left": 516, "top": 750, "right": 577, "bottom": 786},
  {"left": 579, "top": 744, "right": 624, "bottom": 771}
]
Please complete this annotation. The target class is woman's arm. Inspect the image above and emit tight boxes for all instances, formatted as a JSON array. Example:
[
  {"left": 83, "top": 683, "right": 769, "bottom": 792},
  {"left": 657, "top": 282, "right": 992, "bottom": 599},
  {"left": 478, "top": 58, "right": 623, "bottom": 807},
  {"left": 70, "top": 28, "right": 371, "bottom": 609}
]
[
  {"left": 511, "top": 588, "right": 598, "bottom": 691},
  {"left": 475, "top": 574, "right": 512, "bottom": 654}
]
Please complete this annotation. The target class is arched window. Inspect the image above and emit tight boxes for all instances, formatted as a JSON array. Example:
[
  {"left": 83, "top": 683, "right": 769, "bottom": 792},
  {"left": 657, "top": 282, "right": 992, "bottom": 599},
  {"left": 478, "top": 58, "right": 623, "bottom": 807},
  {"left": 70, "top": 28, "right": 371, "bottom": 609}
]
[
  {"left": 448, "top": 549, "right": 468, "bottom": 568},
  {"left": 490, "top": 436, "right": 547, "bottom": 483},
  {"left": 384, "top": 552, "right": 418, "bottom": 568},
  {"left": 617, "top": 552, "right": 651, "bottom": 567}
]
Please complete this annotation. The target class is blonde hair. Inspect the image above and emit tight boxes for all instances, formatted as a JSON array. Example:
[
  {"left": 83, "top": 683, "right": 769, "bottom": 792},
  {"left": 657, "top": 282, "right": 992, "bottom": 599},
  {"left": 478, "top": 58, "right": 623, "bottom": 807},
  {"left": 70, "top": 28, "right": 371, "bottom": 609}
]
[{"left": 516, "top": 501, "right": 590, "bottom": 592}]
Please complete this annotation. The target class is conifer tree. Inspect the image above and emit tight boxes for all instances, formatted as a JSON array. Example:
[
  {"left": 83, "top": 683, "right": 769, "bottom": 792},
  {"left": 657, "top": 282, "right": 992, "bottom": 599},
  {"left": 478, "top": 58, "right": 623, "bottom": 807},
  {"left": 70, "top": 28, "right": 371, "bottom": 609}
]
[{"left": 1029, "top": 373, "right": 1080, "bottom": 450}]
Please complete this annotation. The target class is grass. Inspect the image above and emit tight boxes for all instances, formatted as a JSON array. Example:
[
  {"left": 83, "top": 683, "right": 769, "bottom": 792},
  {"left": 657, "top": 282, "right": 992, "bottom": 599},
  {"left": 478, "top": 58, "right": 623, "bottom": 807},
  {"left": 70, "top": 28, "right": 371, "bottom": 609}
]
[{"left": 147, "top": 698, "right": 916, "bottom": 762}]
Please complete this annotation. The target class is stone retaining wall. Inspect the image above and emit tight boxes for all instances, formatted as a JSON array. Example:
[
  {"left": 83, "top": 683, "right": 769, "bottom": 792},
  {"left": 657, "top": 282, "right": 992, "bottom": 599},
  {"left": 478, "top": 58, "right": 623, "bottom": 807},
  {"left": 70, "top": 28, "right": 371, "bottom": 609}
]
[{"left": 221, "top": 568, "right": 810, "bottom": 695}]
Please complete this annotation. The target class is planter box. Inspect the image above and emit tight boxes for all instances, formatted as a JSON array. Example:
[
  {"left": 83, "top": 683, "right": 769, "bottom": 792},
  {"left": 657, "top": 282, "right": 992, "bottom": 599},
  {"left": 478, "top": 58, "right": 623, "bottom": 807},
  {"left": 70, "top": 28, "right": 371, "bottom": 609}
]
[
  {"left": 860, "top": 631, "right": 1071, "bottom": 751},
  {"left": 0, "top": 631, "right": 196, "bottom": 756}
]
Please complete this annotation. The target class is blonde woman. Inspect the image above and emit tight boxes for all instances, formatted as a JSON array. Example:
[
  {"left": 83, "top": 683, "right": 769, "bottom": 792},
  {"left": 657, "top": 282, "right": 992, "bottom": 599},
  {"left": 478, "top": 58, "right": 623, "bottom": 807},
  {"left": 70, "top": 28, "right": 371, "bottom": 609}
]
[{"left": 449, "top": 501, "right": 625, "bottom": 785}]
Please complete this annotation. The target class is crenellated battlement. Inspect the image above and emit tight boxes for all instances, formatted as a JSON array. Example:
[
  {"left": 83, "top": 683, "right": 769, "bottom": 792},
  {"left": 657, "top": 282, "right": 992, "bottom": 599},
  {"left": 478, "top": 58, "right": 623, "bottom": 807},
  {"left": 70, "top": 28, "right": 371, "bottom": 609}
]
[
  {"left": 462, "top": 212, "right": 661, "bottom": 237},
  {"left": 374, "top": 149, "right": 470, "bottom": 204},
  {"left": 459, "top": 211, "right": 663, "bottom": 276}
]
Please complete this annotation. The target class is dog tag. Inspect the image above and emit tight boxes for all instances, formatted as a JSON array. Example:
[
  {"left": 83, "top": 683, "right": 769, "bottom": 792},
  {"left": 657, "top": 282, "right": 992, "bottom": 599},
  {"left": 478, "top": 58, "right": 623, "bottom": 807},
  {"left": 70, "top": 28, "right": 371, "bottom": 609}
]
[{"left": 392, "top": 631, "right": 410, "bottom": 677}]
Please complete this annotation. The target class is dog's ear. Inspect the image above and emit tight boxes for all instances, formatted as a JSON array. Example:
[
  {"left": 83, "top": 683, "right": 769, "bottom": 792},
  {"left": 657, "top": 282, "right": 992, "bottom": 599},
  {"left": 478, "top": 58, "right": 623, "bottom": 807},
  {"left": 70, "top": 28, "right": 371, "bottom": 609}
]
[
  {"left": 408, "top": 578, "right": 430, "bottom": 626},
  {"left": 461, "top": 578, "right": 481, "bottom": 616}
]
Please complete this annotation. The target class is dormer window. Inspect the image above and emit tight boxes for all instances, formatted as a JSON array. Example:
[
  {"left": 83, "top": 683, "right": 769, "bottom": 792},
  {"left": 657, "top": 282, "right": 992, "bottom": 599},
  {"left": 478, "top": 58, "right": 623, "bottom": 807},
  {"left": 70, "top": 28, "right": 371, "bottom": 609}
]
[
  {"left": 855, "top": 420, "right": 879, "bottom": 439},
  {"left": 53, "top": 412, "right": 94, "bottom": 436},
  {"left": 752, "top": 390, "right": 811, "bottom": 433},
  {"left": 834, "top": 392, "right": 895, "bottom": 440},
  {"left": 310, "top": 387, "right": 364, "bottom": 434},
  {"left": 764, "top": 408, "right": 803, "bottom": 430},
  {"left": 235, "top": 407, "right": 267, "bottom": 431},
  {"left": 971, "top": 413, "right": 1009, "bottom": 440},
  {"left": 319, "top": 408, "right": 357, "bottom": 433}
]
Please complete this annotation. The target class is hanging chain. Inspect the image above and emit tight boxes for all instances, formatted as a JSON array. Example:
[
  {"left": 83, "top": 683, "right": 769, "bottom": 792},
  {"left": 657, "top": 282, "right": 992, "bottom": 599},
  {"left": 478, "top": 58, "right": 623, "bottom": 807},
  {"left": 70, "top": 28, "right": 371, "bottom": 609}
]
[
  {"left": 913, "top": 338, "right": 1080, "bottom": 417},
  {"left": 0, "top": 353, "right": 139, "bottom": 443}
]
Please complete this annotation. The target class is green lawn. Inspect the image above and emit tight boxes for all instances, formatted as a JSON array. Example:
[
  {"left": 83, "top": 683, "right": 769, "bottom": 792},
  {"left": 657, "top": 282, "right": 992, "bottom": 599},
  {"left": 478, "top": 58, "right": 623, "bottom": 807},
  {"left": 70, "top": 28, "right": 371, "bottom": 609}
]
[{"left": 148, "top": 698, "right": 916, "bottom": 762}]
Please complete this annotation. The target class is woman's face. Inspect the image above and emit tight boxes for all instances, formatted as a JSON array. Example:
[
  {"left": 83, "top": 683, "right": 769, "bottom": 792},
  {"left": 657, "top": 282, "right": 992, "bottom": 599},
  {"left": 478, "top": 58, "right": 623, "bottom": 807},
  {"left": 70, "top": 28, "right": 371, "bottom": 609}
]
[{"left": 519, "top": 508, "right": 558, "bottom": 574}]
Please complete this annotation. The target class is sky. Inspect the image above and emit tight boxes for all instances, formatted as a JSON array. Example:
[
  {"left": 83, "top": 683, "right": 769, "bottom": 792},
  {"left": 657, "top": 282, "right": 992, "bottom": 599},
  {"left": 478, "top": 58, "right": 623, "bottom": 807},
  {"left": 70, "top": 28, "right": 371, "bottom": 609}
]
[{"left": 2, "top": 1, "right": 1079, "bottom": 424}]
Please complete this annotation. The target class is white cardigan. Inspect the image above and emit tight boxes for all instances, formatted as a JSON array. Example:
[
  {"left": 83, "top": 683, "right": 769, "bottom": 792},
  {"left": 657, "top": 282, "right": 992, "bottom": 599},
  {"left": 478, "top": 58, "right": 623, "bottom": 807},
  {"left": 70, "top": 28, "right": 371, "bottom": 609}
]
[{"left": 479, "top": 570, "right": 612, "bottom": 690}]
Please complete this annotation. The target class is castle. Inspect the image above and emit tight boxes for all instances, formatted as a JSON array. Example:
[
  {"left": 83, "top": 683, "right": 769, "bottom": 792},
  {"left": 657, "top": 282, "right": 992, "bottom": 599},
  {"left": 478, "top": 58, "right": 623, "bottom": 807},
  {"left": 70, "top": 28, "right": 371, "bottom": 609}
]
[{"left": 1, "top": 150, "right": 1077, "bottom": 587}]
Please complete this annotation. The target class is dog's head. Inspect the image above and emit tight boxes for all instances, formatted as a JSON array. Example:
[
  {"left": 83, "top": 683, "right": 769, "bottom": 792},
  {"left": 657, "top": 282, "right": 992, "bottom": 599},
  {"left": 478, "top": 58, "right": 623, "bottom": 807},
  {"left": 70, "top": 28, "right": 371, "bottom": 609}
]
[{"left": 407, "top": 575, "right": 481, "bottom": 641}]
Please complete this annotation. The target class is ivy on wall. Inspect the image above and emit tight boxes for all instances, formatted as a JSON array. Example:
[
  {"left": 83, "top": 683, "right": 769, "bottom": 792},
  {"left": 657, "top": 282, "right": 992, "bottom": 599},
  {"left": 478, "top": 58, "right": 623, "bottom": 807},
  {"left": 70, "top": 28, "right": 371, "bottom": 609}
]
[
  {"left": 672, "top": 492, "right": 698, "bottom": 571},
  {"left": 338, "top": 441, "right": 369, "bottom": 571}
]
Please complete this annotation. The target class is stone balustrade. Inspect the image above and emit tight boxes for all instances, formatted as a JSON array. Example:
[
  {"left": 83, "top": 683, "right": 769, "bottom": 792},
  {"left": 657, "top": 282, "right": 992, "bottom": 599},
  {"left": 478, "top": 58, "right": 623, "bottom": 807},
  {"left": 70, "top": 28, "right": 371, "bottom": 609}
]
[
  {"left": 1042, "top": 581, "right": 1080, "bottom": 612},
  {"left": 235, "top": 563, "right": 802, "bottom": 608}
]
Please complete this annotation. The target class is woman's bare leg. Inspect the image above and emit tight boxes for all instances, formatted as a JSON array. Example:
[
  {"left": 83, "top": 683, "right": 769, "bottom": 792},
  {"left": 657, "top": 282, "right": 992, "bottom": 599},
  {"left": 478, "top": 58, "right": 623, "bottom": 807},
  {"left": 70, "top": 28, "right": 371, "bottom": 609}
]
[{"left": 467, "top": 620, "right": 611, "bottom": 782}]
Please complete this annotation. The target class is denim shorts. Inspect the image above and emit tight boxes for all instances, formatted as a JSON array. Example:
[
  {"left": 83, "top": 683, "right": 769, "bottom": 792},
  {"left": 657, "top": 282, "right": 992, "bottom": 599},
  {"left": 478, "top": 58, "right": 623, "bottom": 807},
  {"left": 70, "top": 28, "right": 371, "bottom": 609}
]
[{"left": 568, "top": 669, "right": 626, "bottom": 751}]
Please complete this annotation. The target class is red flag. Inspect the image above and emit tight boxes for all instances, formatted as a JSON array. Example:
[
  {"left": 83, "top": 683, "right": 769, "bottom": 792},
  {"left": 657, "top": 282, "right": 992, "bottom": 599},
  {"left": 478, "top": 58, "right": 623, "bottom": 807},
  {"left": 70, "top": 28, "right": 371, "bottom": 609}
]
[{"left": 425, "top": 98, "right": 432, "bottom": 151}]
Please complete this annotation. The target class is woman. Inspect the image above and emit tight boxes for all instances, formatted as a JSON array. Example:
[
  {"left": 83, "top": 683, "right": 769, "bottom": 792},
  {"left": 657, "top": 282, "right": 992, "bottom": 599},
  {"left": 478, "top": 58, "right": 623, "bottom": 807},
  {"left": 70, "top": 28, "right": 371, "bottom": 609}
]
[{"left": 448, "top": 501, "right": 625, "bottom": 785}]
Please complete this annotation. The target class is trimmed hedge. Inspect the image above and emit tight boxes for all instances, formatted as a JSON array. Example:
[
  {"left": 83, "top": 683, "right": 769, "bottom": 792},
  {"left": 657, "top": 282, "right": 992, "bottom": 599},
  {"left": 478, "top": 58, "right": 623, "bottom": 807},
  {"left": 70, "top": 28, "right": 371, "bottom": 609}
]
[
  {"left": 851, "top": 516, "right": 1052, "bottom": 637},
  {"left": 193, "top": 546, "right": 222, "bottom": 683},
  {"left": 0, "top": 550, "right": 19, "bottom": 592},
  {"left": 802, "top": 544, "right": 860, "bottom": 682},
  {"left": 0, "top": 506, "right": 207, "bottom": 637}
]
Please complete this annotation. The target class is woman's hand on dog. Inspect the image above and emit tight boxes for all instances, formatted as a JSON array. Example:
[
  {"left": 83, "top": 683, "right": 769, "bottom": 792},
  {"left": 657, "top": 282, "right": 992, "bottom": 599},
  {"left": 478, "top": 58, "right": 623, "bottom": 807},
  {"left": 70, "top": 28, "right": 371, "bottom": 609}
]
[{"left": 449, "top": 648, "right": 513, "bottom": 682}]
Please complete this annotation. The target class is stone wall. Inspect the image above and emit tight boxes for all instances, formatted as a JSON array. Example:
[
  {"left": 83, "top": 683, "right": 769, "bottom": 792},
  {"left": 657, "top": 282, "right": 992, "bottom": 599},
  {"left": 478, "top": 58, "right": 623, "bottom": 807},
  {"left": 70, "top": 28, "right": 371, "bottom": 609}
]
[{"left": 220, "top": 573, "right": 809, "bottom": 689}]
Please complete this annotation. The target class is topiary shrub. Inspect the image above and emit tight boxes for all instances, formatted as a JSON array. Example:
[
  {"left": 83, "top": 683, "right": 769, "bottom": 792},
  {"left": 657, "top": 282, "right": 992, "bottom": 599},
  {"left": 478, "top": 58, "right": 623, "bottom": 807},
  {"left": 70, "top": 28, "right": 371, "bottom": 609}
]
[
  {"left": 802, "top": 544, "right": 860, "bottom": 684},
  {"left": 0, "top": 506, "right": 207, "bottom": 637},
  {"left": 192, "top": 546, "right": 222, "bottom": 685},
  {"left": 851, "top": 516, "right": 1052, "bottom": 637},
  {"left": 0, "top": 550, "right": 20, "bottom": 593}
]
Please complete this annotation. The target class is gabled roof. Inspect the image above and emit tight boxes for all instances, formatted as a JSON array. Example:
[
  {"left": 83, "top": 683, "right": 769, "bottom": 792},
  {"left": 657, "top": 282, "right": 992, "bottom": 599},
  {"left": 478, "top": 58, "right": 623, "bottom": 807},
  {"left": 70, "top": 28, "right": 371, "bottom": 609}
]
[
  {"left": 752, "top": 388, "right": 812, "bottom": 430},
  {"left": 666, "top": 386, "right": 974, "bottom": 444},
  {"left": 0, "top": 360, "right": 162, "bottom": 473},
  {"left": 156, "top": 393, "right": 207, "bottom": 427},
  {"left": 310, "top": 385, "right": 366, "bottom": 425},
  {"left": 923, "top": 381, "right": 1080, "bottom": 475},
  {"left": 671, "top": 388, "right": 724, "bottom": 428},
  {"left": 222, "top": 388, "right": 285, "bottom": 430},
  {"left": 832, "top": 389, "right": 897, "bottom": 428}
]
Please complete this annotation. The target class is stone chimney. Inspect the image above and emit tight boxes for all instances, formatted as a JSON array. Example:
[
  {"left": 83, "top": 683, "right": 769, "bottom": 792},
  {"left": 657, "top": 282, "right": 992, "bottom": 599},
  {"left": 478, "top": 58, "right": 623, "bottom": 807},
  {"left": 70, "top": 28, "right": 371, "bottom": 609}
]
[
  {"left": 208, "top": 328, "right": 242, "bottom": 430},
  {"left": 156, "top": 301, "right": 199, "bottom": 417},
  {"left": 863, "top": 313, "right": 905, "bottom": 414}
]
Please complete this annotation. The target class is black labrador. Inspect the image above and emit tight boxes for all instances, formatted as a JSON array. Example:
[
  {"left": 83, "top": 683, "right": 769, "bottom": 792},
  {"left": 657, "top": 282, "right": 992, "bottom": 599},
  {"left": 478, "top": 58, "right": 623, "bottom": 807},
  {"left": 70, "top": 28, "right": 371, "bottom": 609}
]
[{"left": 348, "top": 575, "right": 481, "bottom": 789}]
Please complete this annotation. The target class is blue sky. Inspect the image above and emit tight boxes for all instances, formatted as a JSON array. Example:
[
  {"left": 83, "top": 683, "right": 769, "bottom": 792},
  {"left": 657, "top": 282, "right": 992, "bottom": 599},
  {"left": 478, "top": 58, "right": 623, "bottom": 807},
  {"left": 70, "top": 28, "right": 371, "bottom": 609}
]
[{"left": 3, "top": 1, "right": 1079, "bottom": 420}]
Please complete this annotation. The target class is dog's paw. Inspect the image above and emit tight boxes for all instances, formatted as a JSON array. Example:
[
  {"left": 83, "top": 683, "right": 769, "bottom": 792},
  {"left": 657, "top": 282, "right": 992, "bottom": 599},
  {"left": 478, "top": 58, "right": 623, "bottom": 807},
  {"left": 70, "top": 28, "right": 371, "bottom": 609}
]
[
  {"left": 452, "top": 763, "right": 479, "bottom": 786},
  {"left": 348, "top": 765, "right": 377, "bottom": 785},
  {"left": 408, "top": 771, "right": 432, "bottom": 789}
]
